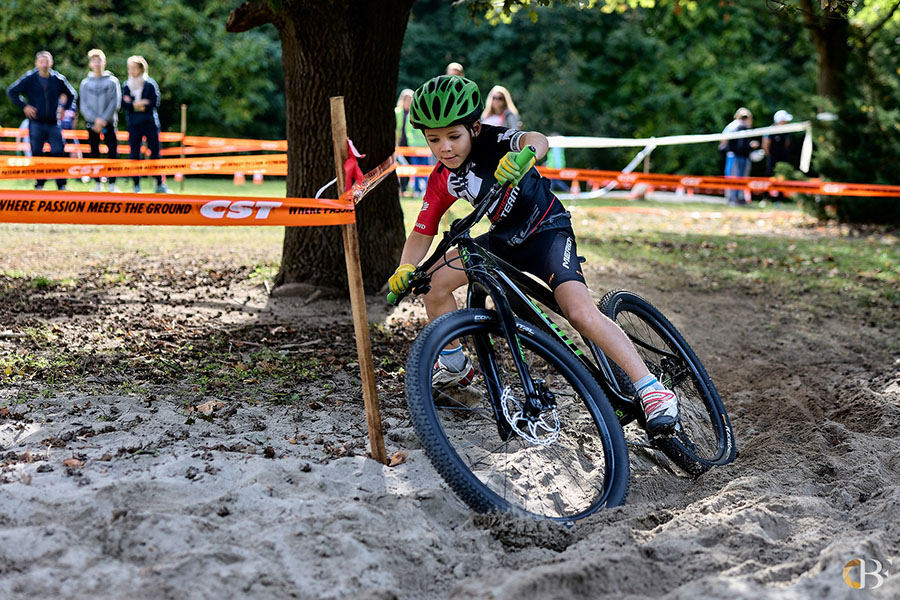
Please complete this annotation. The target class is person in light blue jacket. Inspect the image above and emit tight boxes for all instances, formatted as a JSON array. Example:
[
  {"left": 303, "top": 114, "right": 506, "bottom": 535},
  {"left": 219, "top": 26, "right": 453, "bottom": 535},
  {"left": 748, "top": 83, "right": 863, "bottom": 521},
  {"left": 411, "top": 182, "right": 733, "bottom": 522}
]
[{"left": 80, "top": 49, "right": 121, "bottom": 192}]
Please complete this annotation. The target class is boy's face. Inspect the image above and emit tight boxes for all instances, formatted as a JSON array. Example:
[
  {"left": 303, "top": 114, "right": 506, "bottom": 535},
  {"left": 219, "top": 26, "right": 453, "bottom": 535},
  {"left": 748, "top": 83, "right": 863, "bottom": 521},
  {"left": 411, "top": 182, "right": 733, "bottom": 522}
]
[
  {"left": 89, "top": 56, "right": 105, "bottom": 73},
  {"left": 424, "top": 123, "right": 479, "bottom": 170}
]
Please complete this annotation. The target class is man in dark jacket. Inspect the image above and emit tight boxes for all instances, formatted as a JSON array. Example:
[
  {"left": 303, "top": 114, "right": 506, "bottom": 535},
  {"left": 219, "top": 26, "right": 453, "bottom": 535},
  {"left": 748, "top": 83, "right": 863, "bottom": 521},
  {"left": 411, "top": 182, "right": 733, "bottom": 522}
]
[{"left": 7, "top": 51, "right": 77, "bottom": 190}]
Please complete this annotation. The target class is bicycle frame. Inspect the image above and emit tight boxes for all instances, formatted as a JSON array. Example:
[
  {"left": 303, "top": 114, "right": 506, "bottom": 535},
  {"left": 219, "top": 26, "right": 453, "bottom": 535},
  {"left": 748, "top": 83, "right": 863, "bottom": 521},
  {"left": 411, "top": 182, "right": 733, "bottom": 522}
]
[
  {"left": 455, "top": 235, "right": 643, "bottom": 427},
  {"left": 397, "top": 175, "right": 643, "bottom": 430}
]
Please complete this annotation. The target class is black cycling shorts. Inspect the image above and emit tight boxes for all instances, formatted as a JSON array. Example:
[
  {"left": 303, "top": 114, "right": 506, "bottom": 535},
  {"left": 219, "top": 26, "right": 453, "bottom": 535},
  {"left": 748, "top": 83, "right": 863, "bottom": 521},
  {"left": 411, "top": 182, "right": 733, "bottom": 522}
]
[{"left": 475, "top": 226, "right": 586, "bottom": 291}]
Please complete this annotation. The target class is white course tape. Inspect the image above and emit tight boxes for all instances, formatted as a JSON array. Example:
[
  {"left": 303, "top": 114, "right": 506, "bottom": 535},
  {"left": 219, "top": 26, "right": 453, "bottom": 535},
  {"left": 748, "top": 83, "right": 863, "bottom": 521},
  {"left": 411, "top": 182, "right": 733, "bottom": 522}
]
[{"left": 549, "top": 121, "right": 813, "bottom": 173}]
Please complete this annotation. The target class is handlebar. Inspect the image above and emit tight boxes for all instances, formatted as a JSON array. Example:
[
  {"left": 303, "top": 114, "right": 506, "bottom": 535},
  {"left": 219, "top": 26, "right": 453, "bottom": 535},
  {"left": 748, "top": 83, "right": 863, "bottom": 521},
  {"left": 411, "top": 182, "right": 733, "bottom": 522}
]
[{"left": 387, "top": 145, "right": 537, "bottom": 305}]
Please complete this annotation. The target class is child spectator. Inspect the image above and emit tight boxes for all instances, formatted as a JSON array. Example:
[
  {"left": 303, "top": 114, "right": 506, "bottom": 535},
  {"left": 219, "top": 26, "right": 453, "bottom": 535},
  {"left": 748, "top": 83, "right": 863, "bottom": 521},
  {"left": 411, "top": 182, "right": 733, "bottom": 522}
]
[{"left": 80, "top": 49, "right": 121, "bottom": 191}]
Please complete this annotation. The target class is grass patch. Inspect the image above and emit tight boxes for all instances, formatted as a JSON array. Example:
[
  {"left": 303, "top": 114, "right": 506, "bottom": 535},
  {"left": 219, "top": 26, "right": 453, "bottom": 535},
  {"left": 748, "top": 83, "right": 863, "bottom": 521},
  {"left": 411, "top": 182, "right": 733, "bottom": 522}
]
[
  {"left": 580, "top": 229, "right": 900, "bottom": 324},
  {"left": 249, "top": 262, "right": 279, "bottom": 283}
]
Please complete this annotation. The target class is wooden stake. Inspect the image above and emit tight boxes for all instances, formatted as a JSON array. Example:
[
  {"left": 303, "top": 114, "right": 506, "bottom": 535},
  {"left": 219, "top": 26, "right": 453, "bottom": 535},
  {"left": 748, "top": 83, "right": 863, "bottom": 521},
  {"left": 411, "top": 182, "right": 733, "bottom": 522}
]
[
  {"left": 180, "top": 104, "right": 187, "bottom": 192},
  {"left": 329, "top": 96, "right": 387, "bottom": 465}
]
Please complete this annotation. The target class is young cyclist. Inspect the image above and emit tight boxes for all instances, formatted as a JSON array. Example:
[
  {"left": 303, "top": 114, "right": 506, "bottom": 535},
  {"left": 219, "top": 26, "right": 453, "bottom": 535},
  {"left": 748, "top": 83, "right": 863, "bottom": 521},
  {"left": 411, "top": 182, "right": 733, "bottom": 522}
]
[{"left": 387, "top": 75, "right": 679, "bottom": 434}]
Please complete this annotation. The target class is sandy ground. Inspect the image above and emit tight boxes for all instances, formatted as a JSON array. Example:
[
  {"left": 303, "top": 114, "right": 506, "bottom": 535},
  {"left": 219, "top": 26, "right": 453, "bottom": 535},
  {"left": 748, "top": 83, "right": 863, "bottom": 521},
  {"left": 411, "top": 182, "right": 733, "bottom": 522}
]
[{"left": 1, "top": 214, "right": 899, "bottom": 600}]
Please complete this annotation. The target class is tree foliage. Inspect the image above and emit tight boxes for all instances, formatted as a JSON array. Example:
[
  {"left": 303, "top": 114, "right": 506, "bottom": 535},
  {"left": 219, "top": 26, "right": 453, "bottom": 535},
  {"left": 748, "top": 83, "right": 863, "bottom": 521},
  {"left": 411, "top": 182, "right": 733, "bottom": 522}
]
[
  {"left": 768, "top": 0, "right": 900, "bottom": 222},
  {"left": 2, "top": 0, "right": 896, "bottom": 226},
  {"left": 402, "top": 1, "right": 815, "bottom": 175}
]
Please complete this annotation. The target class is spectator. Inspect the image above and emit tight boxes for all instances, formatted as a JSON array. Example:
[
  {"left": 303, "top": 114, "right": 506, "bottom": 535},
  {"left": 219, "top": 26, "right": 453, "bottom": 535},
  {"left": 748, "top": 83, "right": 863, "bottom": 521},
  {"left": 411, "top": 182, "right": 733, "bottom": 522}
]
[
  {"left": 395, "top": 88, "right": 430, "bottom": 195},
  {"left": 721, "top": 107, "right": 758, "bottom": 206},
  {"left": 122, "top": 55, "right": 171, "bottom": 194},
  {"left": 6, "top": 51, "right": 76, "bottom": 190},
  {"left": 445, "top": 62, "right": 465, "bottom": 77},
  {"left": 15, "top": 118, "right": 31, "bottom": 157},
  {"left": 544, "top": 132, "right": 568, "bottom": 193},
  {"left": 58, "top": 94, "right": 82, "bottom": 159},
  {"left": 481, "top": 85, "right": 521, "bottom": 129},
  {"left": 80, "top": 49, "right": 121, "bottom": 192},
  {"left": 763, "top": 109, "right": 793, "bottom": 177}
]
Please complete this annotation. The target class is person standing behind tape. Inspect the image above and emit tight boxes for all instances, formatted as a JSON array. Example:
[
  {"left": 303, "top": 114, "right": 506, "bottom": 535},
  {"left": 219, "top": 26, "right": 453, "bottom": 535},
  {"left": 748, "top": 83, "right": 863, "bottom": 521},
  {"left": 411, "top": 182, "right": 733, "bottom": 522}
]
[
  {"left": 395, "top": 88, "right": 430, "bottom": 195},
  {"left": 721, "top": 107, "right": 758, "bottom": 206},
  {"left": 6, "top": 51, "right": 76, "bottom": 190},
  {"left": 763, "top": 109, "right": 793, "bottom": 177},
  {"left": 122, "top": 55, "right": 171, "bottom": 194},
  {"left": 80, "top": 49, "right": 121, "bottom": 192},
  {"left": 445, "top": 62, "right": 465, "bottom": 77},
  {"left": 481, "top": 85, "right": 521, "bottom": 130}
]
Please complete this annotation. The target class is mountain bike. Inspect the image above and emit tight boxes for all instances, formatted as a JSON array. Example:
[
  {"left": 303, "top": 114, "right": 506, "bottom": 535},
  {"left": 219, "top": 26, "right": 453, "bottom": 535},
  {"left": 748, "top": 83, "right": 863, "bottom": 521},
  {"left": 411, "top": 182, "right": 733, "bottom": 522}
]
[{"left": 388, "top": 148, "right": 735, "bottom": 522}]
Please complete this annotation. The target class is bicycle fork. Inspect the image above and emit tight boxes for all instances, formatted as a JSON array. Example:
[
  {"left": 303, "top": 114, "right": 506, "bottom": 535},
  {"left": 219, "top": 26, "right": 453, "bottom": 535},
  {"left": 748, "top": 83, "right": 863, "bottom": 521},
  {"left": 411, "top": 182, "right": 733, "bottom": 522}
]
[{"left": 466, "top": 277, "right": 553, "bottom": 442}]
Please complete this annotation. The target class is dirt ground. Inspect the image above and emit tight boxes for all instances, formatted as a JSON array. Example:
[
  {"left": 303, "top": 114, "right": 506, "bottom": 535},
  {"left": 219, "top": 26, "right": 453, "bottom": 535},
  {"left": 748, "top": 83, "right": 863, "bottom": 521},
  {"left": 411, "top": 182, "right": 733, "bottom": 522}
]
[{"left": 1, "top": 210, "right": 898, "bottom": 599}]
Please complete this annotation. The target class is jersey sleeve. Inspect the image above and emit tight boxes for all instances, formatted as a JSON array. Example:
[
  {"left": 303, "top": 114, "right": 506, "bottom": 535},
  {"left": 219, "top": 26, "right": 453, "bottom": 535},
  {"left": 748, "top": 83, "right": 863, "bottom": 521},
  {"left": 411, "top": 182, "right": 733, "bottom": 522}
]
[
  {"left": 482, "top": 124, "right": 526, "bottom": 153},
  {"left": 414, "top": 164, "right": 457, "bottom": 236},
  {"left": 479, "top": 125, "right": 527, "bottom": 173}
]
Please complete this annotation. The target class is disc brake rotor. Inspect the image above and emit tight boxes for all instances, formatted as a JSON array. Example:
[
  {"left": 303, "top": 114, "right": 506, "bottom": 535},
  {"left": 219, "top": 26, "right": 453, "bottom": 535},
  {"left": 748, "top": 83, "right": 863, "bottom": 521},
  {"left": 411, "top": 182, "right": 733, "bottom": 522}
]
[{"left": 500, "top": 386, "right": 560, "bottom": 446}]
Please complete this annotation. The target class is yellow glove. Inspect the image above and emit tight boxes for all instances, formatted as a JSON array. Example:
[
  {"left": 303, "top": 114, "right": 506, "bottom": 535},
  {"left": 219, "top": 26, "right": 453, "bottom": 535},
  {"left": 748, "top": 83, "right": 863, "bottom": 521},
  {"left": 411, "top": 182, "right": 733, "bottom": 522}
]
[
  {"left": 494, "top": 151, "right": 536, "bottom": 186},
  {"left": 388, "top": 264, "right": 416, "bottom": 295}
]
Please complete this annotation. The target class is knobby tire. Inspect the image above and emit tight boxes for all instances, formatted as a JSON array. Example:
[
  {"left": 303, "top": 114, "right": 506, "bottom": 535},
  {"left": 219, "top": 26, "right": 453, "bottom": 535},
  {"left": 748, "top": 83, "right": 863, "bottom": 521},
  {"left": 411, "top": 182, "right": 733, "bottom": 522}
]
[
  {"left": 405, "top": 309, "right": 630, "bottom": 522},
  {"left": 599, "top": 290, "right": 736, "bottom": 476}
]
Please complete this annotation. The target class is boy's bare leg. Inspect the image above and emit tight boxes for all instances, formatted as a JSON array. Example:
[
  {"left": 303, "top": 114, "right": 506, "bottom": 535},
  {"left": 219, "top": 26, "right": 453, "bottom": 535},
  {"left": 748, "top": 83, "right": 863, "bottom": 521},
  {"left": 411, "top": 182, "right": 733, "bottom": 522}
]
[{"left": 553, "top": 280, "right": 651, "bottom": 382}]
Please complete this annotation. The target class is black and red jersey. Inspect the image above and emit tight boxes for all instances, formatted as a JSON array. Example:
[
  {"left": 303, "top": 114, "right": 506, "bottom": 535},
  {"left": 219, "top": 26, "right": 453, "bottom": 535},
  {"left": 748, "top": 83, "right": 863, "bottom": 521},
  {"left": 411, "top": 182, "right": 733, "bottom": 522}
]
[{"left": 414, "top": 124, "right": 570, "bottom": 246}]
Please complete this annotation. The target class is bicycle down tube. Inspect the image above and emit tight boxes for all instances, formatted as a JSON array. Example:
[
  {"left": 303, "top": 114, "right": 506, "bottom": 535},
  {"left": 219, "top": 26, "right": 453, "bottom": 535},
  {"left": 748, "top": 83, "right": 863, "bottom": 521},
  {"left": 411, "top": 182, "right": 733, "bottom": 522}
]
[{"left": 458, "top": 237, "right": 639, "bottom": 424}]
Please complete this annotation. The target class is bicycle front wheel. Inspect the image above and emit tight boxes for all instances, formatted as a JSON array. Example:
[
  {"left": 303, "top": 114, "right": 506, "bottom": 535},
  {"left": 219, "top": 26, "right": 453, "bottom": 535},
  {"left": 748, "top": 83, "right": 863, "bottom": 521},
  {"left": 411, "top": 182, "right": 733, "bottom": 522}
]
[
  {"left": 599, "top": 290, "right": 736, "bottom": 476},
  {"left": 405, "top": 309, "right": 629, "bottom": 523}
]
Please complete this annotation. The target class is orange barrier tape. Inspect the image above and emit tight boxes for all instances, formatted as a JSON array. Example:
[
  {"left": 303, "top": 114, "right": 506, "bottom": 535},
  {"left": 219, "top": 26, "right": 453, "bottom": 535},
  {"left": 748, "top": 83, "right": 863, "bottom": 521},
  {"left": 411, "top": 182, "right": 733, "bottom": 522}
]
[
  {"left": 0, "top": 189, "right": 353, "bottom": 226},
  {"left": 182, "top": 135, "right": 286, "bottom": 151},
  {"left": 0, "top": 154, "right": 287, "bottom": 179},
  {"left": 159, "top": 145, "right": 281, "bottom": 156},
  {"left": 395, "top": 146, "right": 433, "bottom": 158},
  {"left": 538, "top": 168, "right": 900, "bottom": 198},
  {"left": 389, "top": 164, "right": 900, "bottom": 197},
  {"left": 0, "top": 141, "right": 161, "bottom": 155},
  {"left": 350, "top": 156, "right": 398, "bottom": 203},
  {"left": 1, "top": 127, "right": 184, "bottom": 143}
]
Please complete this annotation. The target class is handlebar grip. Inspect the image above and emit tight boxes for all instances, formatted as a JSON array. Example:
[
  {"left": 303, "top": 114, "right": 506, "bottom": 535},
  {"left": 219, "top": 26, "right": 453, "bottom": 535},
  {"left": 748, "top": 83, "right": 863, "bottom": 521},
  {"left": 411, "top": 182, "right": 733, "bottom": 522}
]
[
  {"left": 516, "top": 145, "right": 536, "bottom": 168},
  {"left": 386, "top": 291, "right": 399, "bottom": 305}
]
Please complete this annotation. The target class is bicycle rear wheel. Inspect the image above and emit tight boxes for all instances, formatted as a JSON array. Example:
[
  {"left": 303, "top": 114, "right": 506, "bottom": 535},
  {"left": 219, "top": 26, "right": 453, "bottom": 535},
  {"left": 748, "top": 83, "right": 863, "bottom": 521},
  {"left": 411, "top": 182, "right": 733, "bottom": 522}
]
[
  {"left": 599, "top": 290, "right": 736, "bottom": 476},
  {"left": 405, "top": 309, "right": 629, "bottom": 522}
]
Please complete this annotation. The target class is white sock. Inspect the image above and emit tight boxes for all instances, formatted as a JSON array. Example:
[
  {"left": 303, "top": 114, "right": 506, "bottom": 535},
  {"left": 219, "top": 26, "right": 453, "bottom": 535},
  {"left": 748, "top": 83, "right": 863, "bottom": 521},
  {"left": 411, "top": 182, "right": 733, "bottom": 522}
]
[
  {"left": 635, "top": 374, "right": 665, "bottom": 395},
  {"left": 439, "top": 346, "right": 467, "bottom": 372}
]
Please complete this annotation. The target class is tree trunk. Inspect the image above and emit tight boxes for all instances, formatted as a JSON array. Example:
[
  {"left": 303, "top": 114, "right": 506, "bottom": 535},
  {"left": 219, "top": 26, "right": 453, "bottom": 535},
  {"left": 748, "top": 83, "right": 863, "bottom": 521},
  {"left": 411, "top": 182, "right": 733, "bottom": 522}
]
[
  {"left": 813, "top": 8, "right": 849, "bottom": 103},
  {"left": 255, "top": 1, "right": 413, "bottom": 295},
  {"left": 799, "top": 0, "right": 850, "bottom": 105}
]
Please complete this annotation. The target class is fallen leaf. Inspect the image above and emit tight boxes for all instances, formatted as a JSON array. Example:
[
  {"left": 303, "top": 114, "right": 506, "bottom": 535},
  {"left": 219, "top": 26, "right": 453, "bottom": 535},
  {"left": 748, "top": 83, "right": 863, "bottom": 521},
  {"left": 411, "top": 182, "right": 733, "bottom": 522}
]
[
  {"left": 196, "top": 400, "right": 226, "bottom": 415},
  {"left": 0, "top": 407, "right": 9, "bottom": 418},
  {"left": 389, "top": 451, "right": 408, "bottom": 467},
  {"left": 63, "top": 458, "right": 84, "bottom": 468},
  {"left": 287, "top": 438, "right": 297, "bottom": 445}
]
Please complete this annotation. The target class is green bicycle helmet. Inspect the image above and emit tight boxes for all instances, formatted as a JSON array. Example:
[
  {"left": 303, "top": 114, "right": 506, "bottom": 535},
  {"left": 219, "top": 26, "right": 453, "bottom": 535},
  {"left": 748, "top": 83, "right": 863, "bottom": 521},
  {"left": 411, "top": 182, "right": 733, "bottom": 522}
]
[{"left": 409, "top": 75, "right": 483, "bottom": 130}]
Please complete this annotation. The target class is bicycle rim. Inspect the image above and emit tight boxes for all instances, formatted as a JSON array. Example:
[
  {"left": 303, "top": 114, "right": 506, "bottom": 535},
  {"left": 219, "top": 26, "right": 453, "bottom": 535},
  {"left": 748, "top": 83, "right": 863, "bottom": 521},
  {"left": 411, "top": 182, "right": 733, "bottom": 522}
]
[
  {"left": 600, "top": 291, "right": 735, "bottom": 472},
  {"left": 406, "top": 309, "right": 628, "bottom": 522}
]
